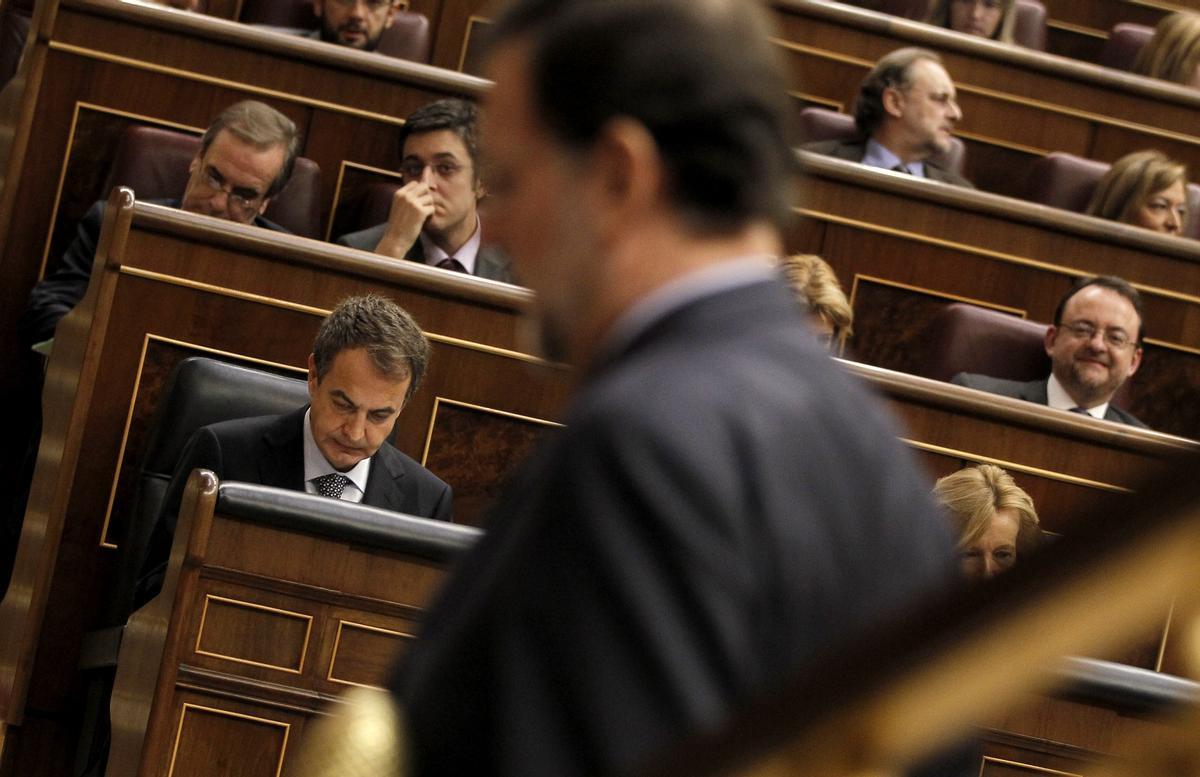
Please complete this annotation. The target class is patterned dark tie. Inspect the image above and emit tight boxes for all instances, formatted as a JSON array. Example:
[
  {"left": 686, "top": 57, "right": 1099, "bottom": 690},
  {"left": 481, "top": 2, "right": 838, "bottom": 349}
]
[
  {"left": 313, "top": 473, "right": 350, "bottom": 500},
  {"left": 436, "top": 257, "right": 467, "bottom": 273}
]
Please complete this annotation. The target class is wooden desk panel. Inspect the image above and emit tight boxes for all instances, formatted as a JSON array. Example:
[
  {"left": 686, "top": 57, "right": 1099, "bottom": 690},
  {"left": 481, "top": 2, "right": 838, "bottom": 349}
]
[
  {"left": 0, "top": 193, "right": 569, "bottom": 777},
  {"left": 795, "top": 152, "right": 1200, "bottom": 439}
]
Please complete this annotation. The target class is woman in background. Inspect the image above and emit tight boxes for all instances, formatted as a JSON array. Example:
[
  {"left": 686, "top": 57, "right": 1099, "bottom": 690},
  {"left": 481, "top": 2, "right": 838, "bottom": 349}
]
[
  {"left": 1087, "top": 150, "right": 1189, "bottom": 236},
  {"left": 1132, "top": 11, "right": 1200, "bottom": 88},
  {"left": 779, "top": 254, "right": 853, "bottom": 350},
  {"left": 933, "top": 464, "right": 1041, "bottom": 581},
  {"left": 925, "top": 0, "right": 1016, "bottom": 43}
]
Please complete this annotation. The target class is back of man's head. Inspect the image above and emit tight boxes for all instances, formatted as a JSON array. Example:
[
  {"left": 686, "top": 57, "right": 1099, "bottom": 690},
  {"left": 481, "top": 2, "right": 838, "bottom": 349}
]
[
  {"left": 485, "top": 0, "right": 797, "bottom": 234},
  {"left": 311, "top": 294, "right": 430, "bottom": 401},
  {"left": 201, "top": 100, "right": 300, "bottom": 197},
  {"left": 853, "top": 47, "right": 941, "bottom": 137}
]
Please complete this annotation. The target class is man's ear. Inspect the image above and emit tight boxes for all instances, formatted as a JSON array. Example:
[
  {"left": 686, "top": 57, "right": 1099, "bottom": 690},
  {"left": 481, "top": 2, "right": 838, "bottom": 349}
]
[
  {"left": 1128, "top": 345, "right": 1143, "bottom": 378},
  {"left": 882, "top": 86, "right": 905, "bottom": 119},
  {"left": 188, "top": 153, "right": 201, "bottom": 176},
  {"left": 384, "top": 1, "right": 399, "bottom": 27},
  {"left": 307, "top": 353, "right": 319, "bottom": 396},
  {"left": 256, "top": 195, "right": 273, "bottom": 218},
  {"left": 587, "top": 117, "right": 662, "bottom": 228},
  {"left": 311, "top": 0, "right": 325, "bottom": 17},
  {"left": 1043, "top": 325, "right": 1058, "bottom": 357}
]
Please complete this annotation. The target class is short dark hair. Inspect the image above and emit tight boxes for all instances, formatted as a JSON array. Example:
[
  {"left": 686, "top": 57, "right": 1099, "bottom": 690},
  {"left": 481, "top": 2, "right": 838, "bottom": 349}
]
[
  {"left": 200, "top": 100, "right": 300, "bottom": 197},
  {"left": 854, "top": 47, "right": 942, "bottom": 137},
  {"left": 398, "top": 98, "right": 481, "bottom": 177},
  {"left": 1053, "top": 275, "right": 1146, "bottom": 344},
  {"left": 312, "top": 295, "right": 430, "bottom": 401},
  {"left": 485, "top": 0, "right": 798, "bottom": 234}
]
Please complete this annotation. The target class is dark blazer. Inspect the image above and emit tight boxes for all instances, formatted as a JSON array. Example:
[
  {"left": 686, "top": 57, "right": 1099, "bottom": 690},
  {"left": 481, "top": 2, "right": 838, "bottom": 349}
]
[
  {"left": 803, "top": 137, "right": 975, "bottom": 188},
  {"left": 336, "top": 222, "right": 515, "bottom": 284},
  {"left": 392, "top": 278, "right": 955, "bottom": 776},
  {"left": 19, "top": 198, "right": 287, "bottom": 348},
  {"left": 137, "top": 406, "right": 452, "bottom": 604},
  {"left": 950, "top": 373, "right": 1148, "bottom": 428}
]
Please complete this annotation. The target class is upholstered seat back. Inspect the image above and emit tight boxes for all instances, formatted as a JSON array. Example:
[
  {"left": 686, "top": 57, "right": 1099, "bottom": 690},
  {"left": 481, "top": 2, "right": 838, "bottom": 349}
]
[
  {"left": 798, "top": 107, "right": 967, "bottom": 176},
  {"left": 103, "top": 124, "right": 324, "bottom": 238},
  {"left": 107, "top": 358, "right": 309, "bottom": 623},
  {"left": 1099, "top": 23, "right": 1153, "bottom": 72},
  {"left": 919, "top": 303, "right": 1051, "bottom": 384}
]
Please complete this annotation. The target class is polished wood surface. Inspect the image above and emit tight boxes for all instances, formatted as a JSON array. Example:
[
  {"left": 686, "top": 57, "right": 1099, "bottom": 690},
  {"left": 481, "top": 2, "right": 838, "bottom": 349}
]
[
  {"left": 795, "top": 151, "right": 1200, "bottom": 439},
  {"left": 770, "top": 1, "right": 1200, "bottom": 198},
  {"left": 0, "top": 191, "right": 571, "bottom": 777},
  {"left": 0, "top": 0, "right": 488, "bottom": 437},
  {"left": 105, "top": 473, "right": 474, "bottom": 777}
]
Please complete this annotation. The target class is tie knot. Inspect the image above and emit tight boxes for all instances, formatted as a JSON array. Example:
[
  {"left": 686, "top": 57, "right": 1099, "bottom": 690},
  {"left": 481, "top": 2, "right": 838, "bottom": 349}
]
[
  {"left": 313, "top": 473, "right": 350, "bottom": 500},
  {"left": 436, "top": 257, "right": 467, "bottom": 273}
]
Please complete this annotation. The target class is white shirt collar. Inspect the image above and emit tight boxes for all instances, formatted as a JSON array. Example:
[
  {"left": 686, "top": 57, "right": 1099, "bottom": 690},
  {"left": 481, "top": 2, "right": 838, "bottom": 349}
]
[
  {"left": 862, "top": 138, "right": 927, "bottom": 178},
  {"left": 419, "top": 214, "right": 482, "bottom": 275},
  {"left": 302, "top": 407, "right": 370, "bottom": 501},
  {"left": 1046, "top": 373, "right": 1109, "bottom": 420}
]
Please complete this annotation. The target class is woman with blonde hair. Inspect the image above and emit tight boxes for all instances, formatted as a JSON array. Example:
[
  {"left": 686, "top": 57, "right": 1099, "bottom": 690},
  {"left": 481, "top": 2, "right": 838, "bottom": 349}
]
[
  {"left": 1132, "top": 11, "right": 1200, "bottom": 88},
  {"left": 1087, "top": 150, "right": 1189, "bottom": 236},
  {"left": 932, "top": 464, "right": 1041, "bottom": 581},
  {"left": 925, "top": 0, "right": 1017, "bottom": 43},
  {"left": 778, "top": 254, "right": 853, "bottom": 349}
]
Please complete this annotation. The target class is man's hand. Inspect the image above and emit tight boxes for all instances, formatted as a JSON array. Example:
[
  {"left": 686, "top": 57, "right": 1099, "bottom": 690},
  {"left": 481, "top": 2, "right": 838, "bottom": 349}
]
[{"left": 375, "top": 182, "right": 435, "bottom": 260}]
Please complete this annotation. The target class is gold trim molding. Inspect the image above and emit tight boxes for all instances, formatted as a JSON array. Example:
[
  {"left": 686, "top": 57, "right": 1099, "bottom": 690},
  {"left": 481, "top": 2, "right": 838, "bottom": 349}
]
[
  {"left": 848, "top": 274, "right": 1028, "bottom": 318},
  {"left": 421, "top": 396, "right": 562, "bottom": 467},
  {"left": 194, "top": 594, "right": 314, "bottom": 674},
  {"left": 900, "top": 438, "right": 1131, "bottom": 494},
  {"left": 326, "top": 620, "right": 415, "bottom": 689},
  {"left": 168, "top": 703, "right": 290, "bottom": 777}
]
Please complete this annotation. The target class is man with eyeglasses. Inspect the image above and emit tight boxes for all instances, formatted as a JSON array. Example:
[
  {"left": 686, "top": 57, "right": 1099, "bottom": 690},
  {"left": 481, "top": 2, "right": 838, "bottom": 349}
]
[
  {"left": 310, "top": 0, "right": 401, "bottom": 51},
  {"left": 19, "top": 100, "right": 297, "bottom": 350},
  {"left": 952, "top": 276, "right": 1148, "bottom": 427},
  {"left": 336, "top": 98, "right": 514, "bottom": 283}
]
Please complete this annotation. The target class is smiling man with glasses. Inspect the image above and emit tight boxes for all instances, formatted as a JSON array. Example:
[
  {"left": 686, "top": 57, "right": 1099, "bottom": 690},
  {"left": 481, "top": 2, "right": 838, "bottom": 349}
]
[
  {"left": 20, "top": 100, "right": 298, "bottom": 350},
  {"left": 336, "top": 98, "right": 514, "bottom": 284},
  {"left": 953, "top": 275, "right": 1148, "bottom": 428}
]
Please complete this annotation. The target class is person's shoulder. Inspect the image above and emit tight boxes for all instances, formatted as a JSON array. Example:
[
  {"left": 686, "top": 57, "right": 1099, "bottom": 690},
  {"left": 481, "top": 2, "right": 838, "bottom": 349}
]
[
  {"left": 802, "top": 138, "right": 864, "bottom": 161},
  {"left": 951, "top": 372, "right": 1037, "bottom": 396},
  {"left": 1106, "top": 404, "right": 1149, "bottom": 429},
  {"left": 924, "top": 161, "right": 975, "bottom": 188},
  {"left": 335, "top": 222, "right": 388, "bottom": 250}
]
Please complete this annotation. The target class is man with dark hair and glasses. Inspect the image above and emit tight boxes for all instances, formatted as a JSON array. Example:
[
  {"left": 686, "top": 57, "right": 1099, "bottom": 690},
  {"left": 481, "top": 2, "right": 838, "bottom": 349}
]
[
  {"left": 19, "top": 100, "right": 298, "bottom": 349},
  {"left": 336, "top": 98, "right": 514, "bottom": 283},
  {"left": 310, "top": 0, "right": 402, "bottom": 51},
  {"left": 953, "top": 275, "right": 1148, "bottom": 427}
]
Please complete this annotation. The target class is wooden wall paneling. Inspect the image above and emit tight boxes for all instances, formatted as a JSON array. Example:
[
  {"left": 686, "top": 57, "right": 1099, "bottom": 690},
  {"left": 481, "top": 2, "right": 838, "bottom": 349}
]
[
  {"left": 426, "top": 0, "right": 487, "bottom": 71},
  {"left": 0, "top": 195, "right": 567, "bottom": 777},
  {"left": 106, "top": 473, "right": 469, "bottom": 777},
  {"left": 325, "top": 161, "right": 402, "bottom": 242}
]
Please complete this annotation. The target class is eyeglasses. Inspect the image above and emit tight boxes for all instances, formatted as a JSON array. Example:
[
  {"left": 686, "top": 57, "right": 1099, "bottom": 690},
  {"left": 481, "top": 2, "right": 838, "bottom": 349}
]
[
  {"left": 1061, "top": 321, "right": 1137, "bottom": 350},
  {"left": 327, "top": 0, "right": 394, "bottom": 11},
  {"left": 399, "top": 159, "right": 468, "bottom": 182},
  {"left": 196, "top": 165, "right": 266, "bottom": 216}
]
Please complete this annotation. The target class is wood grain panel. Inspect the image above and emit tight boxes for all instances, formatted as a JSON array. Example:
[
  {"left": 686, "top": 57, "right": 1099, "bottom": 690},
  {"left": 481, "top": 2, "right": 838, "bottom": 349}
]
[
  {"left": 326, "top": 620, "right": 415, "bottom": 688},
  {"left": 166, "top": 702, "right": 290, "bottom": 777},
  {"left": 192, "top": 595, "right": 312, "bottom": 674}
]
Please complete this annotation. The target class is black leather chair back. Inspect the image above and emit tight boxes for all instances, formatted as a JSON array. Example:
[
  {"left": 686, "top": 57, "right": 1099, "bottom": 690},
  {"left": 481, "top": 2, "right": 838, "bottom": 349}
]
[{"left": 108, "top": 358, "right": 309, "bottom": 622}]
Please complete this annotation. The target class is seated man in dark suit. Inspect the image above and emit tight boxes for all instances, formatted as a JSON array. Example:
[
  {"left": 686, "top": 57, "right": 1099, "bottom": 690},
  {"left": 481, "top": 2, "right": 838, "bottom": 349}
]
[
  {"left": 336, "top": 98, "right": 514, "bottom": 283},
  {"left": 137, "top": 294, "right": 452, "bottom": 602},
  {"left": 804, "top": 47, "right": 974, "bottom": 187},
  {"left": 309, "top": 0, "right": 400, "bottom": 51},
  {"left": 953, "top": 276, "right": 1148, "bottom": 427},
  {"left": 19, "top": 100, "right": 298, "bottom": 350}
]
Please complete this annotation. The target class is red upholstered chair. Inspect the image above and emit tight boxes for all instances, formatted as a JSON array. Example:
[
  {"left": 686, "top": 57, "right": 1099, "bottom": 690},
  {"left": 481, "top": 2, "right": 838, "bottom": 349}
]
[
  {"left": 102, "top": 124, "right": 324, "bottom": 239},
  {"left": 1099, "top": 23, "right": 1154, "bottom": 72},
  {"left": 919, "top": 303, "right": 1051, "bottom": 384},
  {"left": 798, "top": 107, "right": 967, "bottom": 177},
  {"left": 1023, "top": 151, "right": 1200, "bottom": 239},
  {"left": 1012, "top": 0, "right": 1047, "bottom": 51},
  {"left": 239, "top": 0, "right": 432, "bottom": 63}
]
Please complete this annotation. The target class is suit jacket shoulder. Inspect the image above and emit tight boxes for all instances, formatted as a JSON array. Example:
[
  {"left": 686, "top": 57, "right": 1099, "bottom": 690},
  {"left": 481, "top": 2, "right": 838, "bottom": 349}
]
[
  {"left": 925, "top": 160, "right": 976, "bottom": 188},
  {"left": 951, "top": 373, "right": 1048, "bottom": 403},
  {"left": 335, "top": 222, "right": 387, "bottom": 251},
  {"left": 334, "top": 222, "right": 515, "bottom": 283},
  {"left": 1104, "top": 404, "right": 1149, "bottom": 428},
  {"left": 802, "top": 137, "right": 866, "bottom": 162}
]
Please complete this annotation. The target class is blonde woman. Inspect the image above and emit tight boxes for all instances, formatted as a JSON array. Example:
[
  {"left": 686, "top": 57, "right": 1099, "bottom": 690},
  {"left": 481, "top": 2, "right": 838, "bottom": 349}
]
[
  {"left": 1087, "top": 150, "right": 1189, "bottom": 236},
  {"left": 933, "top": 464, "right": 1041, "bottom": 581},
  {"left": 1133, "top": 11, "right": 1200, "bottom": 87},
  {"left": 925, "top": 0, "right": 1017, "bottom": 43},
  {"left": 779, "top": 254, "right": 853, "bottom": 349}
]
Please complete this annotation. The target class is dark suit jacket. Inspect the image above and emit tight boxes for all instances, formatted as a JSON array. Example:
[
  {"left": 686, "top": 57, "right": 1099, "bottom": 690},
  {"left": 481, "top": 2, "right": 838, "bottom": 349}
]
[
  {"left": 19, "top": 198, "right": 287, "bottom": 348},
  {"left": 391, "top": 277, "right": 955, "bottom": 776},
  {"left": 950, "top": 373, "right": 1148, "bottom": 428},
  {"left": 803, "top": 137, "right": 975, "bottom": 188},
  {"left": 335, "top": 222, "right": 515, "bottom": 284},
  {"left": 137, "top": 406, "right": 452, "bottom": 604}
]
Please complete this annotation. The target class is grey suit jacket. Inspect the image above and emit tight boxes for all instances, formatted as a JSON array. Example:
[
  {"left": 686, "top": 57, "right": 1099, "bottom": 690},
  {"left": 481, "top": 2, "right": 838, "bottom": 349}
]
[
  {"left": 336, "top": 222, "right": 515, "bottom": 284},
  {"left": 950, "top": 373, "right": 1148, "bottom": 428},
  {"left": 803, "top": 137, "right": 975, "bottom": 188}
]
